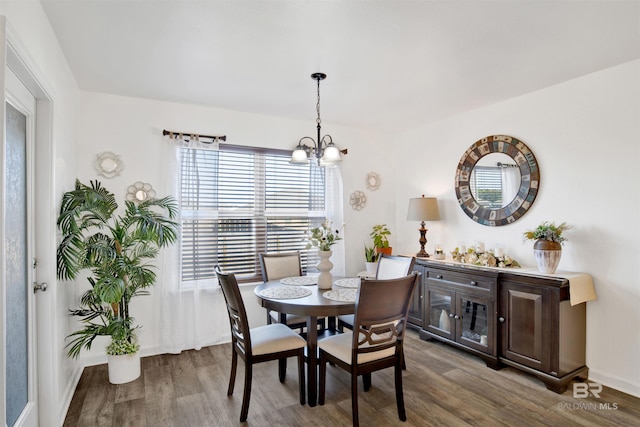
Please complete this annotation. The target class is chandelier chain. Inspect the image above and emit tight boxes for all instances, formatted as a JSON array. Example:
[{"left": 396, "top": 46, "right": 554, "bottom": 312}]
[{"left": 316, "top": 77, "right": 321, "bottom": 125}]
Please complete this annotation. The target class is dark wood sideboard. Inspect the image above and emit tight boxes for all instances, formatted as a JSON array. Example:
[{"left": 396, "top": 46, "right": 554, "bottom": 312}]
[{"left": 409, "top": 259, "right": 588, "bottom": 393}]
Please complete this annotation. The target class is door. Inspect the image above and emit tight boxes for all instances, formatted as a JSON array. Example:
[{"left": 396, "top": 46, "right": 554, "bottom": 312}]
[
  {"left": 4, "top": 67, "right": 39, "bottom": 426},
  {"left": 500, "top": 280, "right": 549, "bottom": 372},
  {"left": 455, "top": 293, "right": 493, "bottom": 354}
]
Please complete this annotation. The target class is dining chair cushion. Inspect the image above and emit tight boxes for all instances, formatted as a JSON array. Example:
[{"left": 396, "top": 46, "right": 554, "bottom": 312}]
[
  {"left": 318, "top": 331, "right": 395, "bottom": 365},
  {"left": 251, "top": 323, "right": 307, "bottom": 356},
  {"left": 269, "top": 311, "right": 308, "bottom": 326}
]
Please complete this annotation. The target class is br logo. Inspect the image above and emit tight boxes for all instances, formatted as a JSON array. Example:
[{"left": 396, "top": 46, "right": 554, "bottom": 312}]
[{"left": 573, "top": 382, "right": 602, "bottom": 399}]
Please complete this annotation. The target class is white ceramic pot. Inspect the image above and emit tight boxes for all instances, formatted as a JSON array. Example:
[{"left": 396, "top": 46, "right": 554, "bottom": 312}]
[
  {"left": 365, "top": 261, "right": 378, "bottom": 276},
  {"left": 108, "top": 352, "right": 141, "bottom": 384},
  {"left": 317, "top": 250, "right": 333, "bottom": 289},
  {"left": 533, "top": 240, "right": 562, "bottom": 274}
]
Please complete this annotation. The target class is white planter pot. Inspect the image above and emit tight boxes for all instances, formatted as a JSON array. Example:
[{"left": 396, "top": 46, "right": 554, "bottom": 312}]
[
  {"left": 108, "top": 352, "right": 141, "bottom": 384},
  {"left": 365, "top": 261, "right": 378, "bottom": 276}
]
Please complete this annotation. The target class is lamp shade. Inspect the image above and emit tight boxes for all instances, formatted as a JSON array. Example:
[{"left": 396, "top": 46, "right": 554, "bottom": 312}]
[
  {"left": 407, "top": 196, "right": 440, "bottom": 221},
  {"left": 290, "top": 147, "right": 309, "bottom": 164}
]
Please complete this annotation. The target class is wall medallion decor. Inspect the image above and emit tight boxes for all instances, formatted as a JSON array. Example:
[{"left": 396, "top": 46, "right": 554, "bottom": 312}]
[
  {"left": 94, "top": 151, "right": 123, "bottom": 178},
  {"left": 366, "top": 172, "right": 381, "bottom": 191},
  {"left": 349, "top": 190, "right": 367, "bottom": 210},
  {"left": 455, "top": 135, "right": 539, "bottom": 226},
  {"left": 126, "top": 181, "right": 156, "bottom": 203}
]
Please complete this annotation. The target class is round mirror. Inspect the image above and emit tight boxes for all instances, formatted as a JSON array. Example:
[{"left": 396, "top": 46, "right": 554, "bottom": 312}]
[
  {"left": 100, "top": 158, "right": 118, "bottom": 173},
  {"left": 455, "top": 135, "right": 539, "bottom": 226},
  {"left": 94, "top": 151, "right": 123, "bottom": 178},
  {"left": 469, "top": 153, "right": 521, "bottom": 208},
  {"left": 135, "top": 190, "right": 148, "bottom": 201}
]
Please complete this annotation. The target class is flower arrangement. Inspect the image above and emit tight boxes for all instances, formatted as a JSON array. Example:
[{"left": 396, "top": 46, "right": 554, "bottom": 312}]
[
  {"left": 306, "top": 220, "right": 342, "bottom": 251},
  {"left": 451, "top": 247, "right": 521, "bottom": 269},
  {"left": 523, "top": 221, "right": 570, "bottom": 244}
]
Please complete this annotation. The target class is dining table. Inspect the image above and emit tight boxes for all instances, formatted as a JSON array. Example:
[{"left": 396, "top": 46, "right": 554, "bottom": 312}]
[{"left": 254, "top": 276, "right": 359, "bottom": 407}]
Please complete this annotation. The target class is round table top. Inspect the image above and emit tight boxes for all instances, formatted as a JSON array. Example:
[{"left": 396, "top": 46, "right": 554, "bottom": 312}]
[{"left": 254, "top": 277, "right": 357, "bottom": 317}]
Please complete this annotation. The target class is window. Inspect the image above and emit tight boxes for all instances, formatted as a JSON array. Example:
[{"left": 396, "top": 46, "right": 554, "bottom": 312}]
[
  {"left": 470, "top": 166, "right": 503, "bottom": 208},
  {"left": 180, "top": 144, "right": 326, "bottom": 284}
]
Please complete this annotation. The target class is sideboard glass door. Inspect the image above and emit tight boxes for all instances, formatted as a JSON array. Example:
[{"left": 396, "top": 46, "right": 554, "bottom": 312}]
[
  {"left": 456, "top": 294, "right": 493, "bottom": 354},
  {"left": 425, "top": 286, "right": 454, "bottom": 340}
]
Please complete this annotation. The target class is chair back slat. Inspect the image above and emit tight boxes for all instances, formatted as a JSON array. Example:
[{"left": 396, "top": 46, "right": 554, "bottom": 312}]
[
  {"left": 259, "top": 252, "right": 302, "bottom": 281},
  {"left": 375, "top": 255, "right": 416, "bottom": 280},
  {"left": 216, "top": 266, "right": 252, "bottom": 356},
  {"left": 353, "top": 274, "right": 419, "bottom": 354}
]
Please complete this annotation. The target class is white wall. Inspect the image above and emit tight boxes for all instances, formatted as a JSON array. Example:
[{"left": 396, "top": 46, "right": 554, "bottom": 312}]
[
  {"left": 394, "top": 59, "right": 640, "bottom": 397},
  {"left": 0, "top": 1, "right": 80, "bottom": 425},
  {"left": 74, "top": 91, "right": 395, "bottom": 357}
]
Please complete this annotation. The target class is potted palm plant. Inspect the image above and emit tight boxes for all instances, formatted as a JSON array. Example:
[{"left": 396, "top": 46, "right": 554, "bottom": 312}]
[
  {"left": 370, "top": 224, "right": 392, "bottom": 255},
  {"left": 57, "top": 179, "right": 179, "bottom": 384},
  {"left": 523, "top": 221, "right": 570, "bottom": 274}
]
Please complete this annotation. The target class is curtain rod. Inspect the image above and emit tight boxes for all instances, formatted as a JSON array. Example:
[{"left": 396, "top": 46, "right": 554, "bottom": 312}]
[{"left": 163, "top": 129, "right": 227, "bottom": 143}]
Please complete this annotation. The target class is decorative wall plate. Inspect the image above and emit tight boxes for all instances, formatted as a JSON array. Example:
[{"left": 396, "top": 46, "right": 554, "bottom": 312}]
[
  {"left": 349, "top": 190, "right": 367, "bottom": 210},
  {"left": 95, "top": 151, "right": 123, "bottom": 178},
  {"left": 126, "top": 181, "right": 156, "bottom": 202},
  {"left": 366, "top": 172, "right": 381, "bottom": 190}
]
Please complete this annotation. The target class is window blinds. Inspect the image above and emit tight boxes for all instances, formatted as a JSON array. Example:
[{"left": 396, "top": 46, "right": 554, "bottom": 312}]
[{"left": 180, "top": 145, "right": 326, "bottom": 283}]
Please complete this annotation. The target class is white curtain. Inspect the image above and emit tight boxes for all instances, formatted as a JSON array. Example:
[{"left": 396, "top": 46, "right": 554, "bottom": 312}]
[
  {"left": 501, "top": 166, "right": 520, "bottom": 207},
  {"left": 159, "top": 137, "right": 227, "bottom": 353},
  {"left": 158, "top": 138, "right": 345, "bottom": 353},
  {"left": 325, "top": 166, "right": 345, "bottom": 276}
]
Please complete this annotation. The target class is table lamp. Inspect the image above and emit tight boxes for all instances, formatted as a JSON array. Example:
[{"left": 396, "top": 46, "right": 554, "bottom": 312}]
[{"left": 407, "top": 195, "right": 440, "bottom": 257}]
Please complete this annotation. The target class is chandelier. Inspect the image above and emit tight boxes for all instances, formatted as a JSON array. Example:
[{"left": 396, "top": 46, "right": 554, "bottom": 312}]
[{"left": 290, "top": 73, "right": 346, "bottom": 166}]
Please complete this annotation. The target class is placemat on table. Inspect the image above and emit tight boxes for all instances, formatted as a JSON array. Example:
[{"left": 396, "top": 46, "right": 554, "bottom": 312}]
[
  {"left": 323, "top": 288, "right": 357, "bottom": 302},
  {"left": 259, "top": 286, "right": 312, "bottom": 299},
  {"left": 333, "top": 277, "right": 360, "bottom": 288},
  {"left": 280, "top": 276, "right": 317, "bottom": 286}
]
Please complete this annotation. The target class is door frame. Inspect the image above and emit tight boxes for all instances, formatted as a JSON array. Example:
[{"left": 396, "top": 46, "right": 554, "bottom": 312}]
[{"left": 0, "top": 17, "right": 56, "bottom": 426}]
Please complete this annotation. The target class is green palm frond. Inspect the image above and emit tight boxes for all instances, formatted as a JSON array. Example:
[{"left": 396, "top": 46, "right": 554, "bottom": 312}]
[{"left": 58, "top": 179, "right": 178, "bottom": 359}]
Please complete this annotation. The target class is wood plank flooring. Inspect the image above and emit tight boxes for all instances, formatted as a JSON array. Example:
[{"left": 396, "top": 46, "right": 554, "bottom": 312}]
[{"left": 63, "top": 330, "right": 640, "bottom": 426}]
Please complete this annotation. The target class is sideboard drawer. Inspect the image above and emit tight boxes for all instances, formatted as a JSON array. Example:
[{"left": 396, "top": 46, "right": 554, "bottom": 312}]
[{"left": 426, "top": 269, "right": 494, "bottom": 291}]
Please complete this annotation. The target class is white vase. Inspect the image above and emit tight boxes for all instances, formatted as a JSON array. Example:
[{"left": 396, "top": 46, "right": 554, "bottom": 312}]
[
  {"left": 533, "top": 240, "right": 562, "bottom": 274},
  {"left": 108, "top": 352, "right": 141, "bottom": 384},
  {"left": 365, "top": 261, "right": 378, "bottom": 276},
  {"left": 439, "top": 309, "right": 450, "bottom": 332},
  {"left": 317, "top": 250, "right": 333, "bottom": 289}
]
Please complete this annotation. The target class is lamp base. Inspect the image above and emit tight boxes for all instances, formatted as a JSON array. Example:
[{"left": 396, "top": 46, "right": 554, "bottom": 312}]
[{"left": 416, "top": 222, "right": 430, "bottom": 258}]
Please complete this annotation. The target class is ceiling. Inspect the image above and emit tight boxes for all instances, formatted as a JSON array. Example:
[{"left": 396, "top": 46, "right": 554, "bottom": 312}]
[{"left": 40, "top": 0, "right": 640, "bottom": 133}]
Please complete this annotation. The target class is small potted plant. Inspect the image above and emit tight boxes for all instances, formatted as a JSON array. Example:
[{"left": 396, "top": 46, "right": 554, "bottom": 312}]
[
  {"left": 370, "top": 224, "right": 392, "bottom": 255},
  {"left": 364, "top": 245, "right": 379, "bottom": 276},
  {"left": 523, "top": 221, "right": 570, "bottom": 274}
]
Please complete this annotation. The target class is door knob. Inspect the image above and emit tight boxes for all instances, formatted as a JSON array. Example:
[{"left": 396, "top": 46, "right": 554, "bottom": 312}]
[
  {"left": 498, "top": 316, "right": 505, "bottom": 323},
  {"left": 33, "top": 282, "right": 48, "bottom": 293}
]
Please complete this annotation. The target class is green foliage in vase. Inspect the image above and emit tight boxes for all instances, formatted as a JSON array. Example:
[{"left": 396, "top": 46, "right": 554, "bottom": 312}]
[
  {"left": 523, "top": 221, "right": 570, "bottom": 244},
  {"left": 57, "top": 179, "right": 179, "bottom": 358},
  {"left": 370, "top": 224, "right": 391, "bottom": 249},
  {"left": 364, "top": 245, "right": 379, "bottom": 262},
  {"left": 106, "top": 338, "right": 141, "bottom": 356}
]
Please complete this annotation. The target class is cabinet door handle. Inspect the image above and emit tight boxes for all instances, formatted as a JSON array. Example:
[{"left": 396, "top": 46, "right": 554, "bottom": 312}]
[
  {"left": 454, "top": 314, "right": 461, "bottom": 320},
  {"left": 436, "top": 274, "right": 443, "bottom": 279},
  {"left": 499, "top": 316, "right": 505, "bottom": 323},
  {"left": 449, "top": 313, "right": 454, "bottom": 318},
  {"left": 470, "top": 281, "right": 477, "bottom": 286}
]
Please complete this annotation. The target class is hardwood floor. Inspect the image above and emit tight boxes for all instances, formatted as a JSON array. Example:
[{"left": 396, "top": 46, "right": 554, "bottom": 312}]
[{"left": 63, "top": 330, "right": 639, "bottom": 426}]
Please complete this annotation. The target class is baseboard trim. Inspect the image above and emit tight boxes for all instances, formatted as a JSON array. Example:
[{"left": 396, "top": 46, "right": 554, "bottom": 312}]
[
  {"left": 588, "top": 368, "right": 640, "bottom": 398},
  {"left": 58, "top": 362, "right": 84, "bottom": 426}
]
